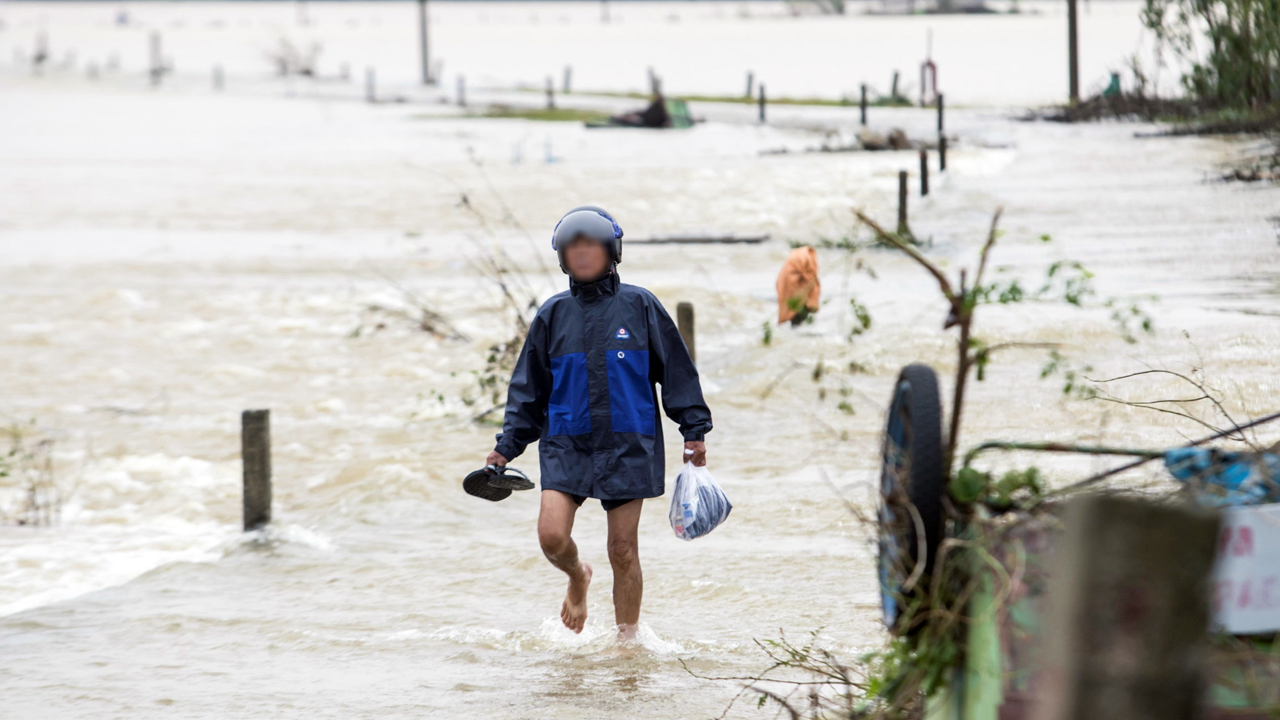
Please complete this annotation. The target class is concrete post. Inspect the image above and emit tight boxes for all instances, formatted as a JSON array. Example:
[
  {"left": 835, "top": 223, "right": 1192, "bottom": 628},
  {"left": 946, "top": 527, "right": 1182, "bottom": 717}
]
[{"left": 1034, "top": 495, "right": 1219, "bottom": 720}]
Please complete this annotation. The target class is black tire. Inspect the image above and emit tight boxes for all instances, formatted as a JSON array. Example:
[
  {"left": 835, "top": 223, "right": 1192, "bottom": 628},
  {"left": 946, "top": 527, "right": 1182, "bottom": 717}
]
[{"left": 878, "top": 363, "right": 946, "bottom": 636}]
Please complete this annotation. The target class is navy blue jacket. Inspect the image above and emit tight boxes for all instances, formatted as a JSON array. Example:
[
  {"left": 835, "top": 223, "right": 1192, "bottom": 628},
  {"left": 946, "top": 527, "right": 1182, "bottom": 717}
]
[{"left": 494, "top": 272, "right": 712, "bottom": 500}]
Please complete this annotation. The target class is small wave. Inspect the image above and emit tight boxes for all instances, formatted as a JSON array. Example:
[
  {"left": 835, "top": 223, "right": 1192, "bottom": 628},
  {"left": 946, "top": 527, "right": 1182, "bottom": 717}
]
[{"left": 235, "top": 523, "right": 338, "bottom": 553}]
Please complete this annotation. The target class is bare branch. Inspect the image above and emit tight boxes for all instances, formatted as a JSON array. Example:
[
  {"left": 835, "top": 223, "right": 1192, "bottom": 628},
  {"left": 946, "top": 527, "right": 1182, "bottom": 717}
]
[{"left": 853, "top": 209, "right": 957, "bottom": 303}]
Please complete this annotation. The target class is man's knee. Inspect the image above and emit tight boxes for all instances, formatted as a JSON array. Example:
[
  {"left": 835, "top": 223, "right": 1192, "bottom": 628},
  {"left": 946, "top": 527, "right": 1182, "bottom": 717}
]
[
  {"left": 539, "top": 526, "right": 572, "bottom": 559},
  {"left": 607, "top": 537, "right": 639, "bottom": 568}
]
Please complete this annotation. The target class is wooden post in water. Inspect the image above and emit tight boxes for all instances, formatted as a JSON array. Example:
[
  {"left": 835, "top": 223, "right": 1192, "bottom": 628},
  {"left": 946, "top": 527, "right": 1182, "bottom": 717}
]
[
  {"left": 919, "top": 150, "right": 929, "bottom": 196},
  {"left": 1036, "top": 495, "right": 1218, "bottom": 720},
  {"left": 936, "top": 92, "right": 944, "bottom": 132},
  {"left": 241, "top": 409, "right": 272, "bottom": 531},
  {"left": 859, "top": 83, "right": 867, "bottom": 126},
  {"left": 148, "top": 31, "right": 162, "bottom": 87},
  {"left": 563, "top": 65, "right": 572, "bottom": 94},
  {"left": 1067, "top": 0, "right": 1080, "bottom": 103},
  {"left": 676, "top": 302, "right": 696, "bottom": 364},
  {"left": 545, "top": 76, "right": 555, "bottom": 109},
  {"left": 213, "top": 64, "right": 223, "bottom": 91},
  {"left": 365, "top": 67, "right": 376, "bottom": 103},
  {"left": 745, "top": 71, "right": 754, "bottom": 98},
  {"left": 939, "top": 136, "right": 948, "bottom": 171},
  {"left": 456, "top": 75, "right": 465, "bottom": 107},
  {"left": 417, "top": 0, "right": 431, "bottom": 84},
  {"left": 758, "top": 83, "right": 766, "bottom": 123},
  {"left": 897, "top": 171, "right": 909, "bottom": 235}
]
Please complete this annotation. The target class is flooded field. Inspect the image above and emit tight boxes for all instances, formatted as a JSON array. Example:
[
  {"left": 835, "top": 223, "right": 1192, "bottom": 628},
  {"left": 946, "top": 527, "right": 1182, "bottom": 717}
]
[{"left": 1, "top": 2, "right": 1278, "bottom": 718}]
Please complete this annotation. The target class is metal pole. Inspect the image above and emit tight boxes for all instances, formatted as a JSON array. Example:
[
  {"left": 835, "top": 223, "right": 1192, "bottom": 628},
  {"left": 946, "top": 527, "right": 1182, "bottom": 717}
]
[
  {"left": 1068, "top": 0, "right": 1079, "bottom": 102},
  {"left": 936, "top": 92, "right": 944, "bottom": 133},
  {"left": 745, "top": 71, "right": 754, "bottom": 98},
  {"left": 677, "top": 302, "right": 696, "bottom": 364},
  {"left": 860, "top": 84, "right": 868, "bottom": 125},
  {"left": 241, "top": 410, "right": 272, "bottom": 531},
  {"left": 939, "top": 136, "right": 948, "bottom": 171},
  {"left": 418, "top": 0, "right": 430, "bottom": 84},
  {"left": 546, "top": 76, "right": 555, "bottom": 109},
  {"left": 758, "top": 83, "right": 766, "bottom": 123}
]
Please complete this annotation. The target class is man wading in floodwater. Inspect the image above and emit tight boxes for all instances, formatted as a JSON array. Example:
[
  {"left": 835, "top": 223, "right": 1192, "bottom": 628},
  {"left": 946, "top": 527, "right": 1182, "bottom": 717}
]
[{"left": 485, "top": 206, "right": 712, "bottom": 640}]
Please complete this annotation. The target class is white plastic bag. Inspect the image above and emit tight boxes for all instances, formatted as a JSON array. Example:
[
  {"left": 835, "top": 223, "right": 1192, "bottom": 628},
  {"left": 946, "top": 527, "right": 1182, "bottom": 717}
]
[{"left": 669, "top": 462, "right": 732, "bottom": 540}]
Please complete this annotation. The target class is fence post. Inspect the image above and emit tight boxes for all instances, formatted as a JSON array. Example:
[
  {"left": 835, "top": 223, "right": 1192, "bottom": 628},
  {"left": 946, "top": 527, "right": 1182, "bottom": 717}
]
[
  {"left": 241, "top": 409, "right": 272, "bottom": 531},
  {"left": 545, "top": 76, "right": 555, "bottom": 109},
  {"left": 745, "top": 70, "right": 754, "bottom": 98},
  {"left": 860, "top": 83, "right": 867, "bottom": 126},
  {"left": 1036, "top": 495, "right": 1219, "bottom": 720},
  {"left": 677, "top": 302, "right": 696, "bottom": 364},
  {"left": 365, "top": 67, "right": 376, "bottom": 103},
  {"left": 1067, "top": 0, "right": 1080, "bottom": 103},
  {"left": 758, "top": 83, "right": 766, "bottom": 123},
  {"left": 937, "top": 92, "right": 945, "bottom": 132},
  {"left": 939, "top": 136, "right": 948, "bottom": 171},
  {"left": 890, "top": 70, "right": 900, "bottom": 100},
  {"left": 919, "top": 150, "right": 929, "bottom": 196},
  {"left": 897, "top": 171, "right": 909, "bottom": 235},
  {"left": 417, "top": 0, "right": 430, "bottom": 84}
]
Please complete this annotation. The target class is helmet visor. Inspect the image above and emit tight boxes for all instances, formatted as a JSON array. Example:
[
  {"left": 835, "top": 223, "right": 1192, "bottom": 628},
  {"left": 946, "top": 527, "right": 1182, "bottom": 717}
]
[{"left": 552, "top": 211, "right": 619, "bottom": 251}]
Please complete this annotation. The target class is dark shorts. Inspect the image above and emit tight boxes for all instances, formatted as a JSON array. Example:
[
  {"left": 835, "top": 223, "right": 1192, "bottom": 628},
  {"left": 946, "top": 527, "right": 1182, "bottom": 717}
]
[{"left": 570, "top": 495, "right": 641, "bottom": 512}]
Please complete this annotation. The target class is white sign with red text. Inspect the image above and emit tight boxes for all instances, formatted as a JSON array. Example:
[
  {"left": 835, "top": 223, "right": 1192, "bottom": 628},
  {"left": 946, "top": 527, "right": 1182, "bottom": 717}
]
[{"left": 1213, "top": 503, "right": 1280, "bottom": 634}]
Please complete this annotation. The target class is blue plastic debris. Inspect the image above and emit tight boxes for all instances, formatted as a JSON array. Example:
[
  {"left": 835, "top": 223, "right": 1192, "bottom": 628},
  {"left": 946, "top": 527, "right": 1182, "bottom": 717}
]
[{"left": 1164, "top": 447, "right": 1280, "bottom": 506}]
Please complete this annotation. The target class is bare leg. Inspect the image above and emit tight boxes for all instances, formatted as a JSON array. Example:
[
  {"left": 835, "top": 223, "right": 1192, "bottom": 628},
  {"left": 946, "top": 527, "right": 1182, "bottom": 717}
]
[
  {"left": 538, "top": 490, "right": 592, "bottom": 633},
  {"left": 606, "top": 499, "right": 644, "bottom": 640}
]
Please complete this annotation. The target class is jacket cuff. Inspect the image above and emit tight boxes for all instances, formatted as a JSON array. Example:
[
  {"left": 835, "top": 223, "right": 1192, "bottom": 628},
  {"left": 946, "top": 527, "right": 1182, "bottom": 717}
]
[
  {"left": 681, "top": 430, "right": 706, "bottom": 442},
  {"left": 493, "top": 440, "right": 522, "bottom": 462}
]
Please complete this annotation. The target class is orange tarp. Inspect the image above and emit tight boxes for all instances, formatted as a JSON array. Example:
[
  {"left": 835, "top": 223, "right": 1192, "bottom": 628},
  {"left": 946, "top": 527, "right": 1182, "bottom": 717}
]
[{"left": 776, "top": 246, "right": 821, "bottom": 324}]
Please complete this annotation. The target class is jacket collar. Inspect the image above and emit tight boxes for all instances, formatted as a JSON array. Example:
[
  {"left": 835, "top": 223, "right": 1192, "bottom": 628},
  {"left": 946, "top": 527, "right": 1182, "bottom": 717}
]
[{"left": 569, "top": 268, "right": 619, "bottom": 300}]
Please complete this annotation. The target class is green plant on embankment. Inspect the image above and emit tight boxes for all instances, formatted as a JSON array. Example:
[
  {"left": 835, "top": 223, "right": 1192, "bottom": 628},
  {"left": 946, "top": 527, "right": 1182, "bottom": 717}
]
[
  {"left": 512, "top": 86, "right": 913, "bottom": 108},
  {"left": 1143, "top": 0, "right": 1280, "bottom": 111},
  {"left": 478, "top": 105, "right": 609, "bottom": 123}
]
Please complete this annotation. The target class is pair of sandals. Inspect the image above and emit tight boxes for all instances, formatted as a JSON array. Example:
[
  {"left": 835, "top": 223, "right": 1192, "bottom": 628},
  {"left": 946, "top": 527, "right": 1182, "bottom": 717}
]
[{"left": 463, "top": 464, "right": 534, "bottom": 502}]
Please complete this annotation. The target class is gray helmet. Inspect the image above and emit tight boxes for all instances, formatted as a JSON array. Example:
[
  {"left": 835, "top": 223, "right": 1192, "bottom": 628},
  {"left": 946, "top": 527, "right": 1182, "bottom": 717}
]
[{"left": 551, "top": 206, "right": 623, "bottom": 274}]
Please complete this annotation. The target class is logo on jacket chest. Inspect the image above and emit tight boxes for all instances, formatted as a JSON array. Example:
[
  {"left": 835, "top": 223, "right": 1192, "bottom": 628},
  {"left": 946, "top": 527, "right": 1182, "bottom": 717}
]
[{"left": 615, "top": 327, "right": 630, "bottom": 340}]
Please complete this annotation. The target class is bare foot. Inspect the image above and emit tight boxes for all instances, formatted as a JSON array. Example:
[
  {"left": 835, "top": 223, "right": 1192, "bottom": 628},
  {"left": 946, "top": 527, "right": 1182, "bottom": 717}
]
[
  {"left": 560, "top": 562, "right": 592, "bottom": 633},
  {"left": 616, "top": 624, "right": 639, "bottom": 643}
]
